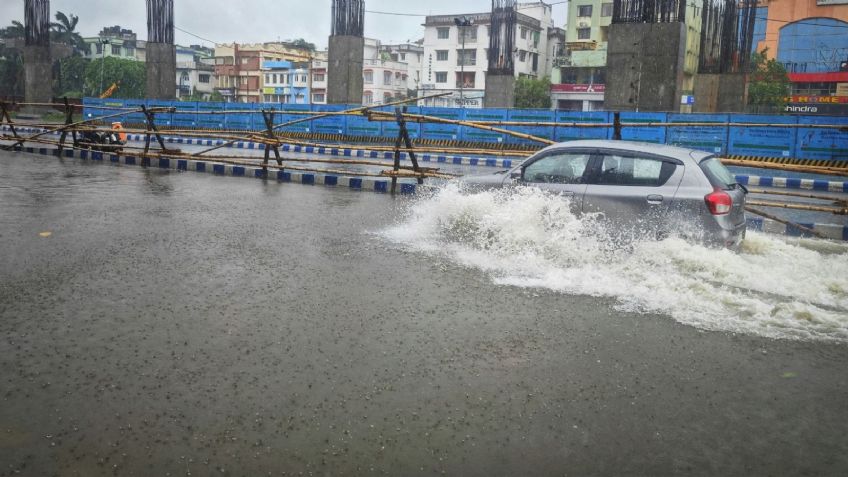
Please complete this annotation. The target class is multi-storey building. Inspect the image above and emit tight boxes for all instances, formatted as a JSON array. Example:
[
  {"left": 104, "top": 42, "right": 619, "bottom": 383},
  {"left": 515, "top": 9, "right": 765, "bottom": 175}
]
[
  {"left": 176, "top": 45, "right": 215, "bottom": 100},
  {"left": 553, "top": 0, "right": 704, "bottom": 112},
  {"left": 213, "top": 42, "right": 312, "bottom": 103},
  {"left": 550, "top": 0, "right": 612, "bottom": 110},
  {"left": 310, "top": 52, "right": 329, "bottom": 104},
  {"left": 419, "top": 2, "right": 556, "bottom": 108},
  {"left": 379, "top": 42, "right": 425, "bottom": 94},
  {"left": 261, "top": 61, "right": 310, "bottom": 104},
  {"left": 82, "top": 26, "right": 144, "bottom": 62},
  {"left": 752, "top": 0, "right": 848, "bottom": 114},
  {"left": 362, "top": 38, "right": 412, "bottom": 106}
]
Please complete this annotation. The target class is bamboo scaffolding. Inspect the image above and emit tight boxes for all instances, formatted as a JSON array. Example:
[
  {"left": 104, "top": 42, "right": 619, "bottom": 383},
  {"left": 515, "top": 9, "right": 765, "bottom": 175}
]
[
  {"left": 746, "top": 188, "right": 848, "bottom": 204},
  {"left": 722, "top": 159, "right": 848, "bottom": 177},
  {"left": 746, "top": 199, "right": 847, "bottom": 215},
  {"left": 367, "top": 111, "right": 556, "bottom": 146},
  {"left": 1, "top": 106, "right": 174, "bottom": 150},
  {"left": 190, "top": 93, "right": 451, "bottom": 158},
  {"left": 3, "top": 134, "right": 455, "bottom": 179},
  {"left": 745, "top": 206, "right": 828, "bottom": 239}
]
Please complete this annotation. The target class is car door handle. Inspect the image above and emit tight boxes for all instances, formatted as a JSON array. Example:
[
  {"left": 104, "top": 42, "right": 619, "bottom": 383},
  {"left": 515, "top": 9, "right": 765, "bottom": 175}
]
[{"left": 646, "top": 194, "right": 664, "bottom": 204}]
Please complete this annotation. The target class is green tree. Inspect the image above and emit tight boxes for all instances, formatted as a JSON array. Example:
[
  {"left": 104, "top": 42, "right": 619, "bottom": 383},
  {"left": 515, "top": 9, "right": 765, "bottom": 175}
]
[
  {"left": 747, "top": 49, "right": 790, "bottom": 113},
  {"left": 50, "top": 12, "right": 86, "bottom": 56},
  {"left": 208, "top": 90, "right": 225, "bottom": 102},
  {"left": 289, "top": 38, "right": 316, "bottom": 51},
  {"left": 55, "top": 56, "right": 88, "bottom": 97},
  {"left": 514, "top": 76, "right": 552, "bottom": 109},
  {"left": 0, "top": 49, "right": 24, "bottom": 97},
  {"left": 84, "top": 57, "right": 146, "bottom": 98},
  {"left": 0, "top": 20, "right": 24, "bottom": 39}
]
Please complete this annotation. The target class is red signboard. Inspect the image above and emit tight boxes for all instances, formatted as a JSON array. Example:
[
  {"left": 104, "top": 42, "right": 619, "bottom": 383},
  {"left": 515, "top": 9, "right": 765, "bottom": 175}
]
[{"left": 551, "top": 84, "right": 606, "bottom": 93}]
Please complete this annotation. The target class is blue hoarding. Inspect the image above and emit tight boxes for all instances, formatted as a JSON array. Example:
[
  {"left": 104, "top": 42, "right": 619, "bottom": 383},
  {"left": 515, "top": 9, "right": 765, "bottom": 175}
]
[
  {"left": 554, "top": 111, "right": 609, "bottom": 142},
  {"left": 727, "top": 114, "right": 796, "bottom": 158},
  {"left": 667, "top": 113, "right": 729, "bottom": 155},
  {"left": 795, "top": 115, "right": 848, "bottom": 162},
  {"left": 619, "top": 112, "right": 667, "bottom": 144}
]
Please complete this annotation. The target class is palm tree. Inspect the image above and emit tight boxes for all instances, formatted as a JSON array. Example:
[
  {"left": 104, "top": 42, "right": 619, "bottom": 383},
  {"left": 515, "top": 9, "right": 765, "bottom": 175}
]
[
  {"left": 0, "top": 21, "right": 25, "bottom": 39},
  {"left": 50, "top": 12, "right": 85, "bottom": 55}
]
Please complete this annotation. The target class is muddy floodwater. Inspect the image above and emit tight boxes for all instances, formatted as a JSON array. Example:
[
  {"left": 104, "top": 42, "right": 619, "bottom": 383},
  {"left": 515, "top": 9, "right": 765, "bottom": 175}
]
[{"left": 1, "top": 151, "right": 847, "bottom": 476}]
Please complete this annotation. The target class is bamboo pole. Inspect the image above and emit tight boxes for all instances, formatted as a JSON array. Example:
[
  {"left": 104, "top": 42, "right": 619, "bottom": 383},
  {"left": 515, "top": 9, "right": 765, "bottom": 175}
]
[
  {"left": 746, "top": 188, "right": 848, "bottom": 204},
  {"left": 5, "top": 134, "right": 455, "bottom": 179},
  {"left": 368, "top": 111, "right": 556, "bottom": 146},
  {"left": 189, "top": 93, "right": 451, "bottom": 158},
  {"left": 721, "top": 159, "right": 848, "bottom": 177},
  {"left": 746, "top": 199, "right": 847, "bottom": 215},
  {"left": 745, "top": 206, "right": 828, "bottom": 239}
]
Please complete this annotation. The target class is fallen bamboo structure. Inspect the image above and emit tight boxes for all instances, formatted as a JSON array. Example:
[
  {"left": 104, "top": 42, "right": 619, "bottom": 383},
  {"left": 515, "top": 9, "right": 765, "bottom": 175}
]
[
  {"left": 746, "top": 188, "right": 848, "bottom": 204},
  {"left": 745, "top": 206, "right": 828, "bottom": 239},
  {"left": 367, "top": 110, "right": 557, "bottom": 146},
  {"left": 0, "top": 133, "right": 456, "bottom": 180},
  {"left": 746, "top": 199, "right": 847, "bottom": 215}
]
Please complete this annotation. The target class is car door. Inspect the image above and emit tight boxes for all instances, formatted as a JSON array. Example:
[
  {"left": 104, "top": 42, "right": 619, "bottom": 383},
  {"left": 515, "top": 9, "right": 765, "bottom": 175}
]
[
  {"left": 517, "top": 149, "right": 593, "bottom": 212},
  {"left": 582, "top": 151, "right": 684, "bottom": 233}
]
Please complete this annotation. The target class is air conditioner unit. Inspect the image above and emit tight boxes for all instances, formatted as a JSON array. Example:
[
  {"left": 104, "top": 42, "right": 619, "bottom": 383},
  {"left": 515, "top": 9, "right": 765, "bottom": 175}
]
[{"left": 577, "top": 20, "right": 590, "bottom": 28}]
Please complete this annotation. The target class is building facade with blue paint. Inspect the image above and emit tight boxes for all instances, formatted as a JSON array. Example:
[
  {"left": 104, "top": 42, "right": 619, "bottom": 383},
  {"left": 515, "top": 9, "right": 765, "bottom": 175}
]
[{"left": 262, "top": 60, "right": 310, "bottom": 105}]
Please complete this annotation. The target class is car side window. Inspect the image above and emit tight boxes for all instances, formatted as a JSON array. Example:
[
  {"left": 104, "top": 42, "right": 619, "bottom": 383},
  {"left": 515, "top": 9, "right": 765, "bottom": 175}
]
[
  {"left": 522, "top": 152, "right": 591, "bottom": 184},
  {"left": 595, "top": 154, "right": 676, "bottom": 187}
]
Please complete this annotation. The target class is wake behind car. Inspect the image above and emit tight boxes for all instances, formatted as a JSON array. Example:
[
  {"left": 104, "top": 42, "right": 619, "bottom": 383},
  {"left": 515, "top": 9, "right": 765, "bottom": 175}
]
[{"left": 461, "top": 140, "right": 747, "bottom": 248}]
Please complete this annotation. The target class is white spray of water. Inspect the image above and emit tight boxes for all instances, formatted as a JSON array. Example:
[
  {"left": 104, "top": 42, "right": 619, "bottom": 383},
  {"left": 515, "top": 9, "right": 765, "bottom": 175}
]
[{"left": 382, "top": 184, "right": 848, "bottom": 343}]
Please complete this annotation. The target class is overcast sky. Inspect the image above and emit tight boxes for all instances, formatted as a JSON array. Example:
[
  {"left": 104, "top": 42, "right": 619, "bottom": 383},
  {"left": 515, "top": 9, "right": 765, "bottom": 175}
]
[{"left": 1, "top": 1, "right": 567, "bottom": 49}]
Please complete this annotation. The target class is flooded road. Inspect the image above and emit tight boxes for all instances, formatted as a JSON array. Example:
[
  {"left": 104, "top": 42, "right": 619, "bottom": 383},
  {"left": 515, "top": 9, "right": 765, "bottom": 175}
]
[{"left": 1, "top": 151, "right": 847, "bottom": 476}]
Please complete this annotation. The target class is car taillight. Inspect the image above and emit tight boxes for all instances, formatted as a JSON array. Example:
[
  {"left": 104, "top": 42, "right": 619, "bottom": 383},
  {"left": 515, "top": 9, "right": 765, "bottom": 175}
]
[{"left": 705, "top": 189, "right": 732, "bottom": 215}]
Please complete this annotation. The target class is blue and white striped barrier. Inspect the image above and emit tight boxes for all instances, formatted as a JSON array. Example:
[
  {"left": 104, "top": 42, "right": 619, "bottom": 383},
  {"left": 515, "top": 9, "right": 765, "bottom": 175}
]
[
  {"left": 746, "top": 217, "right": 848, "bottom": 241},
  {"left": 735, "top": 174, "right": 848, "bottom": 193},
  {"left": 5, "top": 125, "right": 848, "bottom": 192},
  {"left": 6, "top": 144, "right": 419, "bottom": 195}
]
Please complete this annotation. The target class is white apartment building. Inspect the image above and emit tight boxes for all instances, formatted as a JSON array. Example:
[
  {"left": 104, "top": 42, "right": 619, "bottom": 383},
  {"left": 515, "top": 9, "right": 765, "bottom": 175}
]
[
  {"left": 419, "top": 2, "right": 556, "bottom": 108},
  {"left": 379, "top": 42, "right": 425, "bottom": 94},
  {"left": 362, "top": 38, "right": 411, "bottom": 106},
  {"left": 176, "top": 45, "right": 215, "bottom": 100}
]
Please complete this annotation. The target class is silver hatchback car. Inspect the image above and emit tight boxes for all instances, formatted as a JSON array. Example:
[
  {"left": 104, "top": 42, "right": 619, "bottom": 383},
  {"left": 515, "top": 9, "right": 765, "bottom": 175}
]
[{"left": 461, "top": 140, "right": 747, "bottom": 248}]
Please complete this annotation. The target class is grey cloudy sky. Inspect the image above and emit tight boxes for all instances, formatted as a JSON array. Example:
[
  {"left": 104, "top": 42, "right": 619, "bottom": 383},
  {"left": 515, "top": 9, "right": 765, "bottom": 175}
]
[{"left": 1, "top": 1, "right": 567, "bottom": 49}]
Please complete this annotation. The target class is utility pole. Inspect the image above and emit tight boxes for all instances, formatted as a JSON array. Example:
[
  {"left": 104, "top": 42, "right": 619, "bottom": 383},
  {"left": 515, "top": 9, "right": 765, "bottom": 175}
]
[
  {"left": 454, "top": 16, "right": 472, "bottom": 108},
  {"left": 99, "top": 37, "right": 109, "bottom": 95}
]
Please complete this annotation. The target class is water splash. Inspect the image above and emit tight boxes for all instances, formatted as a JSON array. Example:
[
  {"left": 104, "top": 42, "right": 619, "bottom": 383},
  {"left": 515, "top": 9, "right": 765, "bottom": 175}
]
[{"left": 382, "top": 184, "right": 848, "bottom": 343}]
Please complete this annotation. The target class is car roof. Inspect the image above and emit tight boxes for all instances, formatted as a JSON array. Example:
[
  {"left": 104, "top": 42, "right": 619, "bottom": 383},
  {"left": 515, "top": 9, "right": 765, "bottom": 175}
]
[{"left": 544, "top": 139, "right": 713, "bottom": 163}]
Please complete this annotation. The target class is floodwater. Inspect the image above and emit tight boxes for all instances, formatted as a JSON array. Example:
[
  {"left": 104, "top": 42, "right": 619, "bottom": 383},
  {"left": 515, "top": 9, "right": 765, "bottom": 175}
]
[{"left": 1, "top": 150, "right": 847, "bottom": 476}]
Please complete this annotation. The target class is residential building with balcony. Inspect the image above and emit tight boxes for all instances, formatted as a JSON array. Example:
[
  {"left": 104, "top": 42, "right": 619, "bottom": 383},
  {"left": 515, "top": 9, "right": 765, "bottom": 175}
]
[
  {"left": 176, "top": 45, "right": 215, "bottom": 100},
  {"left": 379, "top": 42, "right": 425, "bottom": 94},
  {"left": 213, "top": 42, "right": 312, "bottom": 103},
  {"left": 310, "top": 52, "right": 328, "bottom": 105},
  {"left": 262, "top": 60, "right": 310, "bottom": 104},
  {"left": 550, "top": 0, "right": 613, "bottom": 110},
  {"left": 419, "top": 2, "right": 556, "bottom": 108},
  {"left": 362, "top": 38, "right": 411, "bottom": 106}
]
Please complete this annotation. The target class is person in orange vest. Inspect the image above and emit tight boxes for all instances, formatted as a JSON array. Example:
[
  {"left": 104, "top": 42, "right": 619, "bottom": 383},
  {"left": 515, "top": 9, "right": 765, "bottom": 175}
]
[{"left": 111, "top": 122, "right": 127, "bottom": 142}]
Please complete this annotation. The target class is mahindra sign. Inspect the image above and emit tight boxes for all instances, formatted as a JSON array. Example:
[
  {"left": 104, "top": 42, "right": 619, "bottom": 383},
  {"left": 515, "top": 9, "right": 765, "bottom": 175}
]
[{"left": 551, "top": 84, "right": 606, "bottom": 93}]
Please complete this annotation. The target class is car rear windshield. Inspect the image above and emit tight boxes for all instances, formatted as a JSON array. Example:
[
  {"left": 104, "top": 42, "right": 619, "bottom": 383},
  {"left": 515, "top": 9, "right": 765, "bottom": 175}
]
[{"left": 699, "top": 157, "right": 735, "bottom": 189}]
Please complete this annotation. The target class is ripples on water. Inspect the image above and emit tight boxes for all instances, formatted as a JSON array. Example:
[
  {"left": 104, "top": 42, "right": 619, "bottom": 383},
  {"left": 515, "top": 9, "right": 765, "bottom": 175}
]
[{"left": 382, "top": 184, "right": 848, "bottom": 343}]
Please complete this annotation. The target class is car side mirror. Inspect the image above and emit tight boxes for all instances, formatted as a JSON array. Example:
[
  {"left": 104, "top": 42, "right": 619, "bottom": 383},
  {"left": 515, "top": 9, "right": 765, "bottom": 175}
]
[{"left": 510, "top": 170, "right": 522, "bottom": 180}]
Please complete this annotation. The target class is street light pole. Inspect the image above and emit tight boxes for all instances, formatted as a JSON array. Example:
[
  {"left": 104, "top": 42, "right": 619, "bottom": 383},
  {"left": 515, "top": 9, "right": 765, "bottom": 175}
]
[
  {"left": 454, "top": 16, "right": 472, "bottom": 108},
  {"left": 98, "top": 37, "right": 108, "bottom": 96}
]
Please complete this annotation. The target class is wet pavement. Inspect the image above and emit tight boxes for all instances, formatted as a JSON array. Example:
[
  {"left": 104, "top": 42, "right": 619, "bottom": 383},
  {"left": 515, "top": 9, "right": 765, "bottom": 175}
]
[{"left": 1, "top": 150, "right": 847, "bottom": 476}]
